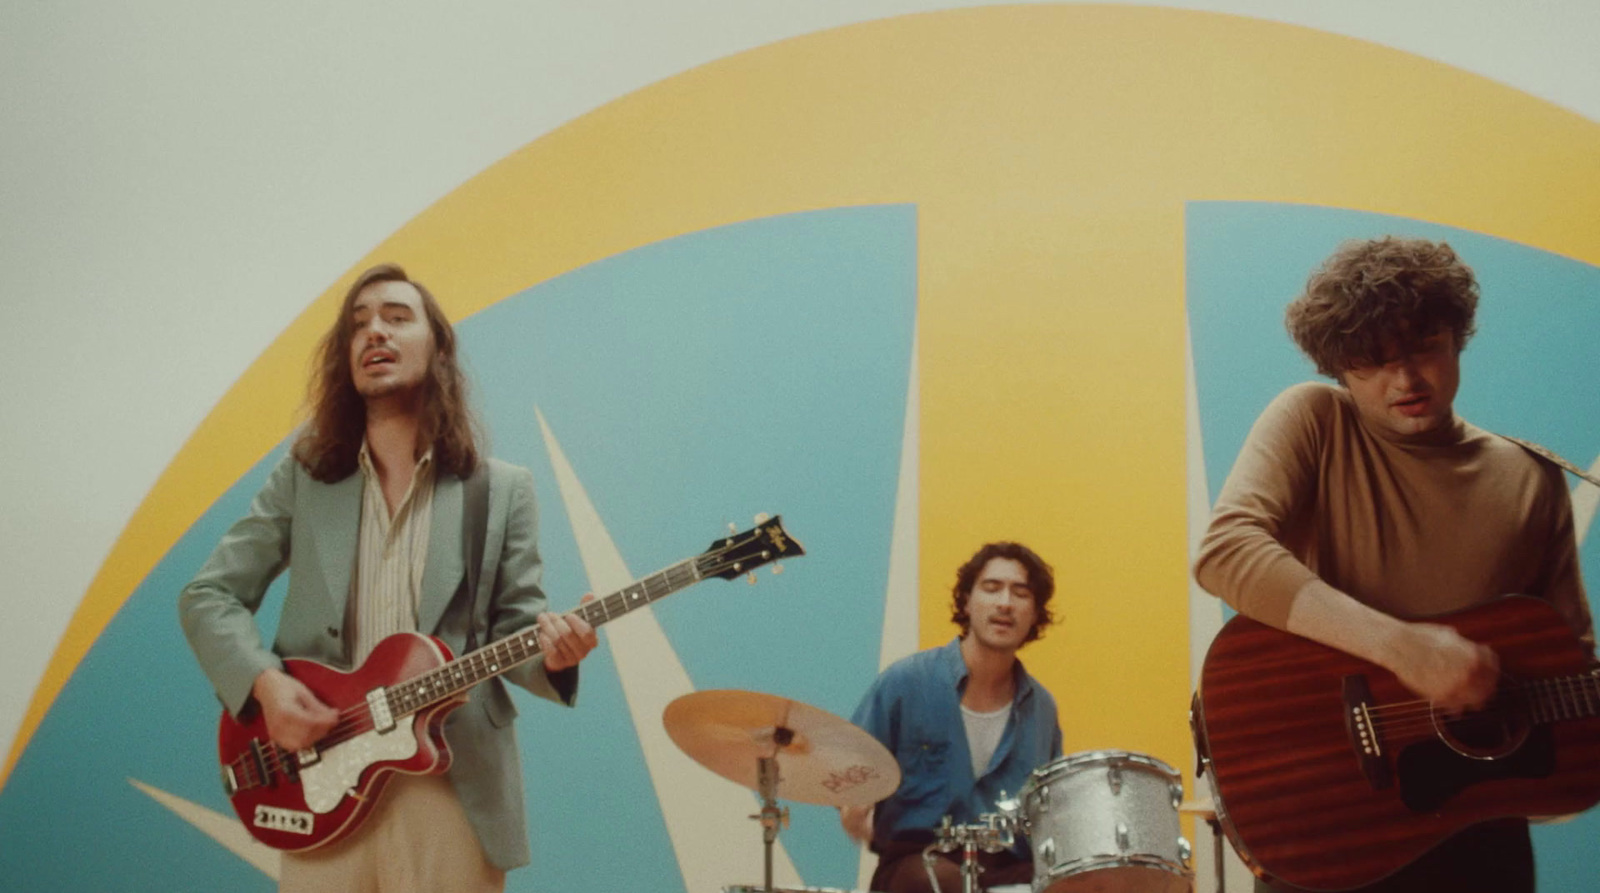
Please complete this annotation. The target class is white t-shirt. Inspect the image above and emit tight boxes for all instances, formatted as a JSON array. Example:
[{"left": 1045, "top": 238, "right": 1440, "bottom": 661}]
[{"left": 961, "top": 702, "right": 1012, "bottom": 778}]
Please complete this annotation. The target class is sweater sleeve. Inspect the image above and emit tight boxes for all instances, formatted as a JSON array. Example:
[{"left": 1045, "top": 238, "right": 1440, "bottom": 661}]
[{"left": 1193, "top": 384, "right": 1328, "bottom": 630}]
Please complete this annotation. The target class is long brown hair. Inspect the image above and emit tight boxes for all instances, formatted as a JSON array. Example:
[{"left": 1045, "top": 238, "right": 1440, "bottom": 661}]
[{"left": 293, "top": 263, "right": 481, "bottom": 482}]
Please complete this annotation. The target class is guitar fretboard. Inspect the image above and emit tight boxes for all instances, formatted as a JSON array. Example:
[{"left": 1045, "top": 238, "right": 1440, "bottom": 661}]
[
  {"left": 1518, "top": 672, "right": 1600, "bottom": 723},
  {"left": 383, "top": 555, "right": 709, "bottom": 718}
]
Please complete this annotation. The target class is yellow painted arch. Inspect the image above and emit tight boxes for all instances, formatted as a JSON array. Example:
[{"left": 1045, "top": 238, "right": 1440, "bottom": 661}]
[{"left": 11, "top": 5, "right": 1600, "bottom": 784}]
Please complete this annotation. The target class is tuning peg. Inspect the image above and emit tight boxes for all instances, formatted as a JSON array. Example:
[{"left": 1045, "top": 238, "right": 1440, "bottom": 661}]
[
  {"left": 728, "top": 522, "right": 738, "bottom": 534},
  {"left": 754, "top": 512, "right": 770, "bottom": 524},
  {"left": 747, "top": 573, "right": 757, "bottom": 585},
  {"left": 772, "top": 563, "right": 783, "bottom": 575}
]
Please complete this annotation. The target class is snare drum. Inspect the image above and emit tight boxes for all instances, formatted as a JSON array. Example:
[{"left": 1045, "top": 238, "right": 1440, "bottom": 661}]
[{"left": 1018, "top": 750, "right": 1193, "bottom": 893}]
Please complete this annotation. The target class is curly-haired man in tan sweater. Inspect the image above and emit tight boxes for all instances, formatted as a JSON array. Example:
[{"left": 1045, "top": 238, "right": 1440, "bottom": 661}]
[{"left": 1195, "top": 236, "right": 1593, "bottom": 893}]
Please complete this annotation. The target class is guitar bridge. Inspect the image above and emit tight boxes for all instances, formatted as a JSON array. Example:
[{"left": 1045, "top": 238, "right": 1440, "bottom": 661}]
[
  {"left": 247, "top": 738, "right": 269, "bottom": 787},
  {"left": 1343, "top": 675, "right": 1392, "bottom": 790}
]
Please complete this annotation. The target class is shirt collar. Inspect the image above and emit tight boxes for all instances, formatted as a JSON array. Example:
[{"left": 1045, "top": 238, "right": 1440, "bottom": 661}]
[
  {"left": 358, "top": 440, "right": 435, "bottom": 480},
  {"left": 939, "top": 636, "right": 1035, "bottom": 706}
]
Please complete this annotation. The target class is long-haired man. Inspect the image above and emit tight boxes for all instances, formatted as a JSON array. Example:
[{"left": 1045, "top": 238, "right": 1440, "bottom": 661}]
[{"left": 181, "top": 264, "right": 596, "bottom": 891}]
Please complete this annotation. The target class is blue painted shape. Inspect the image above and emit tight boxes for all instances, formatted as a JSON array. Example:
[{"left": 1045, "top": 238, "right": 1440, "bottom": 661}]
[
  {"left": 1186, "top": 201, "right": 1600, "bottom": 885},
  {"left": 0, "top": 206, "right": 915, "bottom": 892},
  {"left": 0, "top": 448, "right": 287, "bottom": 892},
  {"left": 466, "top": 206, "right": 915, "bottom": 890}
]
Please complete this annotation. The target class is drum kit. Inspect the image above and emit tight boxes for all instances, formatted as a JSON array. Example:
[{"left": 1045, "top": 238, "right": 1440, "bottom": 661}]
[{"left": 663, "top": 689, "right": 1197, "bottom": 893}]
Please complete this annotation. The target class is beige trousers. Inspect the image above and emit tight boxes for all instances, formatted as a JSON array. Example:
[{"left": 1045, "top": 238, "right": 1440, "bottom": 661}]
[{"left": 280, "top": 774, "right": 504, "bottom": 893}]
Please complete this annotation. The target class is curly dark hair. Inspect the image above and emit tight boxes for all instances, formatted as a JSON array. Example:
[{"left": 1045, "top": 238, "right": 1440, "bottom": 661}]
[
  {"left": 950, "top": 541, "right": 1056, "bottom": 644},
  {"left": 294, "top": 263, "right": 482, "bottom": 483},
  {"left": 1285, "top": 237, "right": 1478, "bottom": 378}
]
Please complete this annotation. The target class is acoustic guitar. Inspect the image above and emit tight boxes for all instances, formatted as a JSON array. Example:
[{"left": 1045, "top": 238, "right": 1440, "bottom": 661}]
[{"left": 1192, "top": 595, "right": 1600, "bottom": 891}]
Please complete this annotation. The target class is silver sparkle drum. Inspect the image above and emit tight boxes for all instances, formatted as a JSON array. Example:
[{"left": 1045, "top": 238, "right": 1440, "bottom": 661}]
[{"left": 1018, "top": 750, "right": 1193, "bottom": 893}]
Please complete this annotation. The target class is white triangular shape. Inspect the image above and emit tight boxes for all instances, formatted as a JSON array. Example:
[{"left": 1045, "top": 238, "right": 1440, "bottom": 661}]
[
  {"left": 536, "top": 407, "right": 803, "bottom": 893},
  {"left": 128, "top": 778, "right": 280, "bottom": 879}
]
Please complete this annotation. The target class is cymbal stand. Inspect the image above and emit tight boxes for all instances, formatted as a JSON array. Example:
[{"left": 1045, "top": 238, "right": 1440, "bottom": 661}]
[
  {"left": 749, "top": 728, "right": 792, "bottom": 893},
  {"left": 1206, "top": 812, "right": 1225, "bottom": 893}
]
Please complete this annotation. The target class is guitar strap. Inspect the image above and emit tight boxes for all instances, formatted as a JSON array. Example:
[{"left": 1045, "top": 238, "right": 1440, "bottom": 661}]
[
  {"left": 462, "top": 462, "right": 491, "bottom": 653},
  {"left": 1498, "top": 434, "right": 1600, "bottom": 488}
]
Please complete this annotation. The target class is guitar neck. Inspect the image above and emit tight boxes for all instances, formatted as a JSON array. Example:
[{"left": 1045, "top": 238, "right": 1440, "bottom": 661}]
[
  {"left": 384, "top": 555, "right": 707, "bottom": 717},
  {"left": 1516, "top": 672, "right": 1600, "bottom": 724}
]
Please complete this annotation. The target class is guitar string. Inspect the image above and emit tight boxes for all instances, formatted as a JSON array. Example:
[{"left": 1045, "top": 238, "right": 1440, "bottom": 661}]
[
  {"left": 239, "top": 541, "right": 761, "bottom": 784},
  {"left": 1365, "top": 677, "right": 1600, "bottom": 720},
  {"left": 248, "top": 545, "right": 760, "bottom": 777},
  {"left": 1354, "top": 678, "right": 1600, "bottom": 740}
]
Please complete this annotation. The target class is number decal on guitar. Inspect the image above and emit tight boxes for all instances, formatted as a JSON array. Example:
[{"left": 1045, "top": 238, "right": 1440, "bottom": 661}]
[{"left": 252, "top": 804, "right": 314, "bottom": 835}]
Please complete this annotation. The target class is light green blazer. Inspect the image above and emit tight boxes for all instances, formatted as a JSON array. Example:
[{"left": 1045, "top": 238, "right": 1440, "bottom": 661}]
[{"left": 179, "top": 452, "right": 575, "bottom": 870}]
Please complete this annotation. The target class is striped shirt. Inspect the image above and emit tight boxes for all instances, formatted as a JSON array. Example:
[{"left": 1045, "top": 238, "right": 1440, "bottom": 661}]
[{"left": 348, "top": 443, "right": 435, "bottom": 665}]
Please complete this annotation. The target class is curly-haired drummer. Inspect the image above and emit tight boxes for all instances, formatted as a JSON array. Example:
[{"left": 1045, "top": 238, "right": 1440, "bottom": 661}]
[
  {"left": 842, "top": 541, "right": 1064, "bottom": 893},
  {"left": 1195, "top": 236, "right": 1594, "bottom": 892}
]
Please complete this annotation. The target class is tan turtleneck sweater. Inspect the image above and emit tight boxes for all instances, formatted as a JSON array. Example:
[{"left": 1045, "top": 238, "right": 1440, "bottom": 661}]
[{"left": 1195, "top": 382, "right": 1592, "bottom": 646}]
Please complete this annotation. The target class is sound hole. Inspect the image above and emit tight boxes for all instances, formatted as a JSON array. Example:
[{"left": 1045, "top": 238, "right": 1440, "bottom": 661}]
[{"left": 1431, "top": 682, "right": 1530, "bottom": 759}]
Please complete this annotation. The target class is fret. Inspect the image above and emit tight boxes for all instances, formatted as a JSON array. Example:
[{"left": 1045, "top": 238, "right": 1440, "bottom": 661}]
[
  {"left": 1527, "top": 680, "right": 1547, "bottom": 724},
  {"left": 364, "top": 518, "right": 794, "bottom": 732}
]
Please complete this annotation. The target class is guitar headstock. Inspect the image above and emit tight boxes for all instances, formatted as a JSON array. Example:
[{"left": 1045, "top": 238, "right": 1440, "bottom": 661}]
[{"left": 701, "top": 514, "right": 805, "bottom": 581}]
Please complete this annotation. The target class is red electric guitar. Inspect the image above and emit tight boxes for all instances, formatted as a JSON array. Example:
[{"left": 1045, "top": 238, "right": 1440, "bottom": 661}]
[
  {"left": 218, "top": 515, "right": 803, "bottom": 851},
  {"left": 1192, "top": 595, "right": 1600, "bottom": 891}
]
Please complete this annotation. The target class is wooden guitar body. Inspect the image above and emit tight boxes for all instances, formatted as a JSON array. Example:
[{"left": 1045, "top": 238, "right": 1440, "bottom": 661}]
[{"left": 1193, "top": 596, "right": 1600, "bottom": 891}]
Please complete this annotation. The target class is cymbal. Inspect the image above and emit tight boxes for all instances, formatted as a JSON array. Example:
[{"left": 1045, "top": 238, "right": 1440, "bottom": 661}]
[{"left": 663, "top": 689, "right": 901, "bottom": 807}]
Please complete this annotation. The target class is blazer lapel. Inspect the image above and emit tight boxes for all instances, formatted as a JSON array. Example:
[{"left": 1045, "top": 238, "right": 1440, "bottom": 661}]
[
  {"left": 418, "top": 473, "right": 465, "bottom": 636},
  {"left": 307, "top": 471, "right": 363, "bottom": 623}
]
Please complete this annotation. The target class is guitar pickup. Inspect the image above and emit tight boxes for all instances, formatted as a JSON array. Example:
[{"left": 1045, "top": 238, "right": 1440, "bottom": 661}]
[
  {"left": 368, "top": 687, "right": 395, "bottom": 733},
  {"left": 1343, "top": 675, "right": 1392, "bottom": 790}
]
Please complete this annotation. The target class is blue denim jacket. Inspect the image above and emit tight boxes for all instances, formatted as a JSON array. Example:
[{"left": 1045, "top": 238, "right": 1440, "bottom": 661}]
[{"left": 851, "top": 637, "right": 1062, "bottom": 855}]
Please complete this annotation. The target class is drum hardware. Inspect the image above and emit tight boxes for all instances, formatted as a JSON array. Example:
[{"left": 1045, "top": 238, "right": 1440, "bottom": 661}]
[
  {"left": 751, "top": 748, "right": 791, "bottom": 892},
  {"left": 1185, "top": 706, "right": 1226, "bottom": 893},
  {"left": 924, "top": 810, "right": 1016, "bottom": 893},
  {"left": 1178, "top": 796, "right": 1222, "bottom": 893},
  {"left": 662, "top": 689, "right": 900, "bottom": 893}
]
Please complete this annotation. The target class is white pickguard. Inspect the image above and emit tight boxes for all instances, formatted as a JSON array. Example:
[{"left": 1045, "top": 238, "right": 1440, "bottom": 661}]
[{"left": 299, "top": 716, "right": 419, "bottom": 814}]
